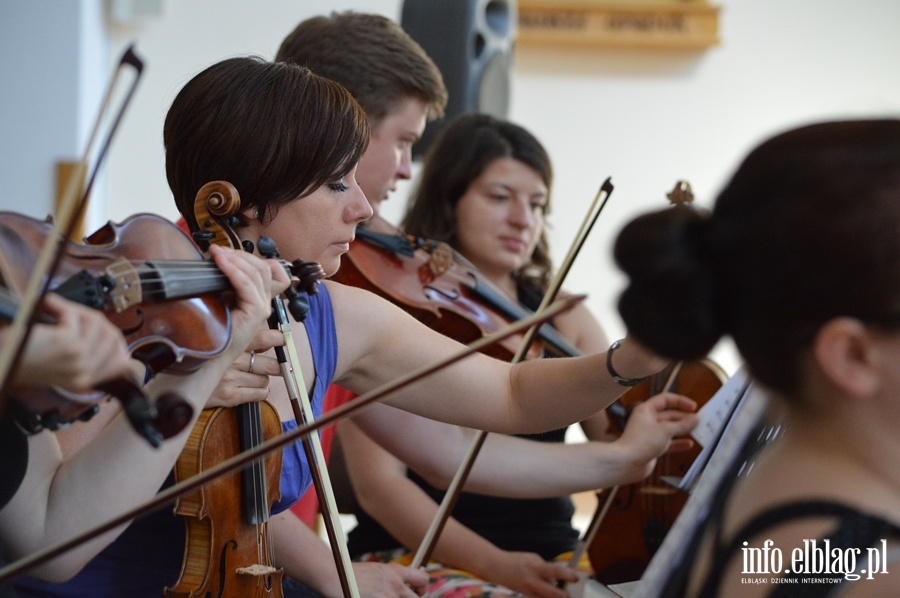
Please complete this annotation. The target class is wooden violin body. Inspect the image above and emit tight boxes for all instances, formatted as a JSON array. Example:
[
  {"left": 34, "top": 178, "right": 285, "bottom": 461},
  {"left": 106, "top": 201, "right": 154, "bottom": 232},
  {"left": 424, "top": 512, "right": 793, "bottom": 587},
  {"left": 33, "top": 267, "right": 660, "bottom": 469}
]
[
  {"left": 334, "top": 216, "right": 580, "bottom": 361},
  {"left": 166, "top": 402, "right": 284, "bottom": 598},
  {"left": 0, "top": 211, "right": 233, "bottom": 375},
  {"left": 0, "top": 211, "right": 232, "bottom": 442},
  {"left": 168, "top": 180, "right": 287, "bottom": 598},
  {"left": 589, "top": 359, "right": 727, "bottom": 585}
]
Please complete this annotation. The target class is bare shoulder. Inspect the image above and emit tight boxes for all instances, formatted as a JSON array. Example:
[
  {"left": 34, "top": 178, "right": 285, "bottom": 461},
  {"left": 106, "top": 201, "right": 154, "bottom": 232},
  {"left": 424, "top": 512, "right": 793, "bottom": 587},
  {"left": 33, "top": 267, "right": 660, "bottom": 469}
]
[
  {"left": 322, "top": 279, "right": 377, "bottom": 308},
  {"left": 322, "top": 280, "right": 403, "bottom": 326},
  {"left": 322, "top": 280, "right": 382, "bottom": 353},
  {"left": 323, "top": 280, "right": 423, "bottom": 374}
]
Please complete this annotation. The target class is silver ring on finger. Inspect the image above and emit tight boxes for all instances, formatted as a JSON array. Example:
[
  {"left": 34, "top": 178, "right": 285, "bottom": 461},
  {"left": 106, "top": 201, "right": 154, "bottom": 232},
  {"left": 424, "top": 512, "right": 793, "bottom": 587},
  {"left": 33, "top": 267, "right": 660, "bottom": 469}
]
[{"left": 248, "top": 350, "right": 256, "bottom": 374}]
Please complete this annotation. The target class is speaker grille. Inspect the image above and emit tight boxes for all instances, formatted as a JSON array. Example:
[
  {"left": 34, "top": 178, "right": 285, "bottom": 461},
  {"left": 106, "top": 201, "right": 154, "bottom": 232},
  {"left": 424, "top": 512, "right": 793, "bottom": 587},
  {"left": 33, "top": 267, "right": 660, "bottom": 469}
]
[{"left": 401, "top": 0, "right": 517, "bottom": 158}]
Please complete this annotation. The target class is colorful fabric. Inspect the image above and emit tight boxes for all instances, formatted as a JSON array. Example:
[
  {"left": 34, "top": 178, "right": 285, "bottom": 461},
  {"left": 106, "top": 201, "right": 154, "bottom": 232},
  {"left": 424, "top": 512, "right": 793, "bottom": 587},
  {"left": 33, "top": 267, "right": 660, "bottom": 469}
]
[{"left": 355, "top": 548, "right": 592, "bottom": 597}]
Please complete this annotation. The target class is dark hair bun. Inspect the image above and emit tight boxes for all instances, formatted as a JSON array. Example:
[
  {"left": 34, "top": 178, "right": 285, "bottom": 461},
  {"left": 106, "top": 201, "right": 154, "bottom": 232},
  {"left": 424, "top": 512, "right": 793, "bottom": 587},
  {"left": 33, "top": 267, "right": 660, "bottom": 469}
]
[{"left": 614, "top": 205, "right": 723, "bottom": 360}]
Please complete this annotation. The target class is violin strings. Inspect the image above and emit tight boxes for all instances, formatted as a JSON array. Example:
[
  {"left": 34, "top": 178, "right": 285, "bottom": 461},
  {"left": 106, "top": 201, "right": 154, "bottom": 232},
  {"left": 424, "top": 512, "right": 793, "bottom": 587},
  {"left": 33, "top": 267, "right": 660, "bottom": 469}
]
[
  {"left": 112, "top": 261, "right": 231, "bottom": 300},
  {"left": 246, "top": 403, "right": 267, "bottom": 524},
  {"left": 104, "top": 260, "right": 295, "bottom": 299}
]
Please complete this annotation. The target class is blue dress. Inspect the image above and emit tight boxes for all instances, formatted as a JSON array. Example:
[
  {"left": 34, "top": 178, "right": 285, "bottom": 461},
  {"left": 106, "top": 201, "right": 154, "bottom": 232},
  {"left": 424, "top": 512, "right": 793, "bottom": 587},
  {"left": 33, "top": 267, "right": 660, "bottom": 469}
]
[{"left": 15, "top": 286, "right": 338, "bottom": 597}]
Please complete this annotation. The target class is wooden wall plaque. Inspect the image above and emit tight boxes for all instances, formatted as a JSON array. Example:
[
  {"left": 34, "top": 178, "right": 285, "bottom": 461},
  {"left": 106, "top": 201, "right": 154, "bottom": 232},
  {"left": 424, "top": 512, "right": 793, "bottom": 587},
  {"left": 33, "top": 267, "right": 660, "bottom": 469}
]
[{"left": 518, "top": 0, "right": 721, "bottom": 49}]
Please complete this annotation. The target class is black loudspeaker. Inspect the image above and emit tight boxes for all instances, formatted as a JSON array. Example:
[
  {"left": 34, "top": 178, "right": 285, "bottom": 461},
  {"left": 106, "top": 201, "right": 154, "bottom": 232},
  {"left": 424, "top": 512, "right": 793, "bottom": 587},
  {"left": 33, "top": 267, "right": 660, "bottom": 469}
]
[{"left": 401, "top": 0, "right": 517, "bottom": 159}]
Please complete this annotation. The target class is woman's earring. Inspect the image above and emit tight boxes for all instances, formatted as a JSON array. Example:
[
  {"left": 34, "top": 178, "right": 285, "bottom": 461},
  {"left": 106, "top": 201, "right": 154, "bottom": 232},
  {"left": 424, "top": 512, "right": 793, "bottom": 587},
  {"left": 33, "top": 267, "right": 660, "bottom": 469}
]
[{"left": 252, "top": 210, "right": 260, "bottom": 219}]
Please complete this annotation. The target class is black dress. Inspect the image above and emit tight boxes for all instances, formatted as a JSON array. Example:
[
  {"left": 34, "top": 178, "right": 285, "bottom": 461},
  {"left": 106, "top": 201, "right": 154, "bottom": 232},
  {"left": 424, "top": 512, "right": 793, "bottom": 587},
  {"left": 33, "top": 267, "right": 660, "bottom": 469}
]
[
  {"left": 347, "top": 283, "right": 580, "bottom": 561},
  {"left": 1, "top": 411, "right": 28, "bottom": 598}
]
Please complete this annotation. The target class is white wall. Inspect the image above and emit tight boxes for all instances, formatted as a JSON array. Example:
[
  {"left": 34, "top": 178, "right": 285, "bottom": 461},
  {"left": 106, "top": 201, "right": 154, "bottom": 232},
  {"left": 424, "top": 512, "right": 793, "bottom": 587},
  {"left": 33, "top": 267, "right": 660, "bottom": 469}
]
[
  {"left": 3, "top": 0, "right": 899, "bottom": 374},
  {"left": 0, "top": 0, "right": 109, "bottom": 224}
]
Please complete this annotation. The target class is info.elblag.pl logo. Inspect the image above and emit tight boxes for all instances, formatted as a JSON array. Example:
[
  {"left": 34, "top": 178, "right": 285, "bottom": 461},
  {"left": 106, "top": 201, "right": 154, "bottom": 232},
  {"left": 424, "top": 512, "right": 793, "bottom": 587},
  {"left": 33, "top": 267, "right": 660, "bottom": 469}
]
[{"left": 741, "top": 539, "right": 890, "bottom": 586}]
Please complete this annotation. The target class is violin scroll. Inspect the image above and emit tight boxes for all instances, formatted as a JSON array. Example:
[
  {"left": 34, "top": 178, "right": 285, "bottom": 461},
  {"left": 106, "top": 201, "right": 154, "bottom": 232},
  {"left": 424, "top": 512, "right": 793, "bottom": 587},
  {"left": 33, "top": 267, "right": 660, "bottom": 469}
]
[
  {"left": 193, "top": 180, "right": 326, "bottom": 322},
  {"left": 666, "top": 180, "right": 711, "bottom": 216},
  {"left": 192, "top": 180, "right": 245, "bottom": 251},
  {"left": 666, "top": 180, "right": 694, "bottom": 206}
]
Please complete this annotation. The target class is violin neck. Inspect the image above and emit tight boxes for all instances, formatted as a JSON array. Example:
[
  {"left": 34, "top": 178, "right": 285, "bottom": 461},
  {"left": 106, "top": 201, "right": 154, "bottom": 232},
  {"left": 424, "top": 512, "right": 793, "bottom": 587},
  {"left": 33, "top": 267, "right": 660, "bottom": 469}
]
[
  {"left": 237, "top": 402, "right": 271, "bottom": 525},
  {"left": 354, "top": 225, "right": 582, "bottom": 358},
  {"left": 354, "top": 225, "right": 417, "bottom": 257},
  {"left": 466, "top": 278, "right": 582, "bottom": 358},
  {"left": 95, "top": 259, "right": 297, "bottom": 313}
]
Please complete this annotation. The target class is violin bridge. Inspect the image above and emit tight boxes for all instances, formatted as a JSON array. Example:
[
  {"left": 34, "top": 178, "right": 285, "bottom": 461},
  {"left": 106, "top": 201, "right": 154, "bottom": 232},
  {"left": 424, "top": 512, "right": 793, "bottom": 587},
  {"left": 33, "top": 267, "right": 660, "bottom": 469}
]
[
  {"left": 428, "top": 244, "right": 454, "bottom": 278},
  {"left": 106, "top": 257, "right": 143, "bottom": 312},
  {"left": 235, "top": 564, "right": 279, "bottom": 576}
]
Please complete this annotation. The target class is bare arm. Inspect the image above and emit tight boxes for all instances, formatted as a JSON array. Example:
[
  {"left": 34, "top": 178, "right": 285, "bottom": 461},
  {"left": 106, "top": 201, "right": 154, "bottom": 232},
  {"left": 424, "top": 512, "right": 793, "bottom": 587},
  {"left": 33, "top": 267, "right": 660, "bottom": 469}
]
[
  {"left": 552, "top": 290, "right": 611, "bottom": 440},
  {"left": 270, "top": 509, "right": 427, "bottom": 598},
  {"left": 328, "top": 281, "right": 665, "bottom": 436},
  {"left": 352, "top": 393, "right": 696, "bottom": 499}
]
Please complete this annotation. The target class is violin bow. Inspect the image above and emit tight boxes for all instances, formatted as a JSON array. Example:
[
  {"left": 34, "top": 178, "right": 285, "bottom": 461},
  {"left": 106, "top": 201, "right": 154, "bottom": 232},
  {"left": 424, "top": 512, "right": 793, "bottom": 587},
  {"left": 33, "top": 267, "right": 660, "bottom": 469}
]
[
  {"left": 410, "top": 177, "right": 615, "bottom": 569},
  {"left": 194, "top": 179, "right": 361, "bottom": 597},
  {"left": 272, "top": 299, "right": 360, "bottom": 598},
  {"left": 257, "top": 241, "right": 360, "bottom": 598},
  {"left": 563, "top": 182, "right": 705, "bottom": 579},
  {"left": 0, "top": 45, "right": 143, "bottom": 413},
  {"left": 0, "top": 296, "right": 582, "bottom": 586}
]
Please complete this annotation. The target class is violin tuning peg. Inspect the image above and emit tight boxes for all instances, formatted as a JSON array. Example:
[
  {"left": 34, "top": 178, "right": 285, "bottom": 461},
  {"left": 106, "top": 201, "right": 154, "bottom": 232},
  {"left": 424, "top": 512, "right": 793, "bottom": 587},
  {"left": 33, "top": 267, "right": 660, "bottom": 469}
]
[
  {"left": 77, "top": 405, "right": 101, "bottom": 422},
  {"left": 42, "top": 411, "right": 62, "bottom": 431},
  {"left": 289, "top": 260, "right": 324, "bottom": 296},
  {"left": 192, "top": 230, "right": 216, "bottom": 242},
  {"left": 256, "top": 237, "right": 279, "bottom": 259},
  {"left": 241, "top": 240, "right": 255, "bottom": 254},
  {"left": 286, "top": 288, "right": 310, "bottom": 322}
]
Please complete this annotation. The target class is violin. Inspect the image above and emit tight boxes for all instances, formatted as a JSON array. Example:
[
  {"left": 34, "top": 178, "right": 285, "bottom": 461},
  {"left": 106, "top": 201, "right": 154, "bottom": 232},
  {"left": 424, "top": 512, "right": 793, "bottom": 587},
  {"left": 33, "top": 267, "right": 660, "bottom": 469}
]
[
  {"left": 0, "top": 211, "right": 236, "bottom": 374},
  {"left": 166, "top": 181, "right": 301, "bottom": 598},
  {"left": 0, "top": 200, "right": 319, "bottom": 447},
  {"left": 588, "top": 181, "right": 726, "bottom": 584},
  {"left": 588, "top": 359, "right": 727, "bottom": 584},
  {"left": 334, "top": 215, "right": 580, "bottom": 361},
  {"left": 0, "top": 211, "right": 241, "bottom": 445}
]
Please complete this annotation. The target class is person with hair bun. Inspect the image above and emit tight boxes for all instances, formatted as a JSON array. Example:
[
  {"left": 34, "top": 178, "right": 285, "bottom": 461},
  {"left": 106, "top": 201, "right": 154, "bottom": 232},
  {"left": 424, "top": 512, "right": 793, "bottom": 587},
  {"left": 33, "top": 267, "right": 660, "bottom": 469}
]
[{"left": 614, "top": 119, "right": 900, "bottom": 597}]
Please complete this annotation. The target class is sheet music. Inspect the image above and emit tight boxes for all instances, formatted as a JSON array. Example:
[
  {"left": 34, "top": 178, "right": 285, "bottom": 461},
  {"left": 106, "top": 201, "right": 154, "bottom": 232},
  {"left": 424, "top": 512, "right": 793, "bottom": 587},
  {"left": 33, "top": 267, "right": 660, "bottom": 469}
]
[
  {"left": 691, "top": 365, "right": 750, "bottom": 447},
  {"left": 674, "top": 367, "right": 752, "bottom": 491}
]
